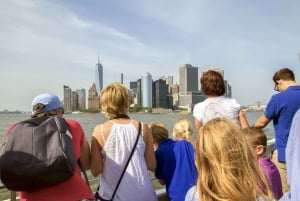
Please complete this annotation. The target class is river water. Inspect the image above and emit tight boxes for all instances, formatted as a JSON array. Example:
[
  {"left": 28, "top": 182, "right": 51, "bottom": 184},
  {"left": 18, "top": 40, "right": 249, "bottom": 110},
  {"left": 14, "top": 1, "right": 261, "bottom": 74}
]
[
  {"left": 0, "top": 111, "right": 274, "bottom": 143},
  {"left": 0, "top": 111, "right": 274, "bottom": 200}
]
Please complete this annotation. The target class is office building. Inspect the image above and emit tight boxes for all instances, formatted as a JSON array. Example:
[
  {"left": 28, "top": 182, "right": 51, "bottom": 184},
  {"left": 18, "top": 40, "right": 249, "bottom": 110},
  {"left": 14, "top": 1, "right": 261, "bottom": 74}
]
[
  {"left": 95, "top": 57, "right": 103, "bottom": 93},
  {"left": 76, "top": 88, "right": 86, "bottom": 110},
  {"left": 141, "top": 73, "right": 152, "bottom": 108},
  {"left": 160, "top": 75, "right": 173, "bottom": 93},
  {"left": 179, "top": 64, "right": 198, "bottom": 92},
  {"left": 88, "top": 83, "right": 100, "bottom": 110},
  {"left": 63, "top": 85, "right": 72, "bottom": 112},
  {"left": 153, "top": 79, "right": 168, "bottom": 108}
]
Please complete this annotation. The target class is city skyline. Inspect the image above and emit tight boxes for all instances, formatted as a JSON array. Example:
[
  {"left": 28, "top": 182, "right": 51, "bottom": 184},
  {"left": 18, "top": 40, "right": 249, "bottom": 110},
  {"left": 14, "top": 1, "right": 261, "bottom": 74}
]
[{"left": 1, "top": 1, "right": 300, "bottom": 111}]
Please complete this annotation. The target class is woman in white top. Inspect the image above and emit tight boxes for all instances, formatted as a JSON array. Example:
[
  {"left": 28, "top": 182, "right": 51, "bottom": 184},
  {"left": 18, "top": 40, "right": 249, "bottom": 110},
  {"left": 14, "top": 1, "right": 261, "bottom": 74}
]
[
  {"left": 185, "top": 118, "right": 275, "bottom": 201},
  {"left": 193, "top": 70, "right": 249, "bottom": 131},
  {"left": 90, "top": 83, "right": 157, "bottom": 201}
]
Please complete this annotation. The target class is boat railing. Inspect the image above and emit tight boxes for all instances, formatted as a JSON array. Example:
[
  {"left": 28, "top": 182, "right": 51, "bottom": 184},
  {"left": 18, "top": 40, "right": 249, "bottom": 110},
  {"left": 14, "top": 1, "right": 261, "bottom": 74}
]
[{"left": 0, "top": 139, "right": 275, "bottom": 201}]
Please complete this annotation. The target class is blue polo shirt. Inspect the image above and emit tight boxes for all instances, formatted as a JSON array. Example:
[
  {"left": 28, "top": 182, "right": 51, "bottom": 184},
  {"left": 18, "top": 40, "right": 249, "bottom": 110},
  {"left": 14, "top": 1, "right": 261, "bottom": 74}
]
[
  {"left": 265, "top": 85, "right": 300, "bottom": 162},
  {"left": 155, "top": 139, "right": 197, "bottom": 201}
]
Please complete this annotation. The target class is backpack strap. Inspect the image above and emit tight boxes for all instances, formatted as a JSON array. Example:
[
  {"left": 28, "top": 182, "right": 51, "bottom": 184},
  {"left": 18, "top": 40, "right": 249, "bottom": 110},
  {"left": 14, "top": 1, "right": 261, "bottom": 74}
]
[{"left": 78, "top": 159, "right": 92, "bottom": 192}]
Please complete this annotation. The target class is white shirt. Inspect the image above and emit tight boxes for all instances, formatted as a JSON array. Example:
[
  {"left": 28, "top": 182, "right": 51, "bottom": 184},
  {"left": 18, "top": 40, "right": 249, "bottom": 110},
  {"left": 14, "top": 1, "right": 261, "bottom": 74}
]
[{"left": 193, "top": 96, "right": 241, "bottom": 125}]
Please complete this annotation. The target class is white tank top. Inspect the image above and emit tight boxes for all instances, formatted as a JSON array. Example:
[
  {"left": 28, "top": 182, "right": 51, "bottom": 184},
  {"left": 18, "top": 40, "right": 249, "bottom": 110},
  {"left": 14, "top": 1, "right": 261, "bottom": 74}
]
[{"left": 98, "top": 121, "right": 157, "bottom": 201}]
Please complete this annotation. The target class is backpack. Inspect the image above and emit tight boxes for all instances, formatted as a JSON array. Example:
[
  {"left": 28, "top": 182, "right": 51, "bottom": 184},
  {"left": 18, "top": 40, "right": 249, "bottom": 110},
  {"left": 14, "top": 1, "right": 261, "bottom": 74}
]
[{"left": 0, "top": 116, "right": 77, "bottom": 191}]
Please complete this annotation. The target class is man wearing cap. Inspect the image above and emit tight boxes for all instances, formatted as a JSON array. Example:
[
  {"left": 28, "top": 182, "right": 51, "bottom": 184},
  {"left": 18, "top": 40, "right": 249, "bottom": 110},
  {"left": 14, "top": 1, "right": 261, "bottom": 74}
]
[{"left": 4, "top": 93, "right": 94, "bottom": 201}]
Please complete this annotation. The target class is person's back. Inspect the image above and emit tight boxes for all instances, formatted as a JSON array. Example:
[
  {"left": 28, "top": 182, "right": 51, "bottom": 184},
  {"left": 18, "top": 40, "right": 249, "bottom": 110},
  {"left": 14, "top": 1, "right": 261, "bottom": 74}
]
[
  {"left": 97, "top": 120, "right": 157, "bottom": 201},
  {"left": 90, "top": 83, "right": 157, "bottom": 201},
  {"left": 280, "top": 108, "right": 300, "bottom": 201},
  {"left": 254, "top": 68, "right": 300, "bottom": 193},
  {"left": 242, "top": 127, "right": 283, "bottom": 200},
  {"left": 185, "top": 118, "right": 274, "bottom": 201},
  {"left": 150, "top": 122, "right": 197, "bottom": 201},
  {"left": 193, "top": 70, "right": 248, "bottom": 131},
  {"left": 7, "top": 93, "right": 93, "bottom": 201}
]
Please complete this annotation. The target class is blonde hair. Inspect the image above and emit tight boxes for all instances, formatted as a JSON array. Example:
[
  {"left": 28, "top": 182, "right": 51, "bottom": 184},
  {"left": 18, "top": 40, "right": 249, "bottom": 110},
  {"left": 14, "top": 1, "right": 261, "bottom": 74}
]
[
  {"left": 242, "top": 127, "right": 267, "bottom": 155},
  {"left": 149, "top": 122, "right": 169, "bottom": 144},
  {"left": 100, "top": 83, "right": 130, "bottom": 119},
  {"left": 173, "top": 118, "right": 193, "bottom": 141},
  {"left": 195, "top": 118, "right": 273, "bottom": 201}
]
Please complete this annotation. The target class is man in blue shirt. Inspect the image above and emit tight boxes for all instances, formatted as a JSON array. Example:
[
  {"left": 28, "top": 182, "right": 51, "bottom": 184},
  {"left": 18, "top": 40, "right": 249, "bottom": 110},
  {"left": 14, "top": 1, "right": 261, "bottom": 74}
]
[{"left": 254, "top": 68, "right": 300, "bottom": 193}]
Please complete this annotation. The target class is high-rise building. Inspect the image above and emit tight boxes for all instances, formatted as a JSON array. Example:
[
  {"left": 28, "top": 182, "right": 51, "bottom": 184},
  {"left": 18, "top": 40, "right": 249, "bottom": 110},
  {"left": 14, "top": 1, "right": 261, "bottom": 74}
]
[
  {"left": 179, "top": 64, "right": 198, "bottom": 92},
  {"left": 76, "top": 88, "right": 86, "bottom": 110},
  {"left": 136, "top": 79, "right": 142, "bottom": 106},
  {"left": 121, "top": 73, "right": 124, "bottom": 84},
  {"left": 160, "top": 74, "right": 173, "bottom": 93},
  {"left": 95, "top": 57, "right": 103, "bottom": 93},
  {"left": 63, "top": 85, "right": 72, "bottom": 112},
  {"left": 153, "top": 79, "right": 168, "bottom": 108},
  {"left": 141, "top": 73, "right": 152, "bottom": 108},
  {"left": 211, "top": 67, "right": 224, "bottom": 78},
  {"left": 88, "top": 83, "right": 100, "bottom": 110}
]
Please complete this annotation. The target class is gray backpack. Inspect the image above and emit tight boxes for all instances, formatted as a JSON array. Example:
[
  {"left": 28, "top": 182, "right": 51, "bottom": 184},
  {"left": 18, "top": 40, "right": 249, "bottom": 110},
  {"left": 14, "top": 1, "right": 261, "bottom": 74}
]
[{"left": 0, "top": 116, "right": 77, "bottom": 191}]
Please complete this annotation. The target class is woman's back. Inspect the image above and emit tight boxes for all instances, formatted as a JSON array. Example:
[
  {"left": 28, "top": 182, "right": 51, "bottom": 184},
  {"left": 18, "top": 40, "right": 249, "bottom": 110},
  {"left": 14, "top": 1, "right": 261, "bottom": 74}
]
[{"left": 99, "top": 121, "right": 157, "bottom": 201}]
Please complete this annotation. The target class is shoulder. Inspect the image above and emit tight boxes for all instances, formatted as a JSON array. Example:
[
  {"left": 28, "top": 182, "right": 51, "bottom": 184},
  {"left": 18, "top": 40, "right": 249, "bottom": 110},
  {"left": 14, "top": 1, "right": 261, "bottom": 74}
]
[
  {"left": 185, "top": 186, "right": 199, "bottom": 201},
  {"left": 65, "top": 118, "right": 81, "bottom": 126},
  {"left": 176, "top": 139, "right": 193, "bottom": 146}
]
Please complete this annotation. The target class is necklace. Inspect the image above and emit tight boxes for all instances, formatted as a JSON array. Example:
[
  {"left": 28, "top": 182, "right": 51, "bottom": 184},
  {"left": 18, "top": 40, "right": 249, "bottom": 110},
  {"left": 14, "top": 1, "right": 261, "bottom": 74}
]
[{"left": 110, "top": 114, "right": 130, "bottom": 120}]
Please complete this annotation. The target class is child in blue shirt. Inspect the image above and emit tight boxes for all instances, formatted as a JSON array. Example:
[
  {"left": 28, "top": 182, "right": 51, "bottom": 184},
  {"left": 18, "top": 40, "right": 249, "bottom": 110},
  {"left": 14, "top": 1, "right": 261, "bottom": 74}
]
[{"left": 149, "top": 121, "right": 197, "bottom": 201}]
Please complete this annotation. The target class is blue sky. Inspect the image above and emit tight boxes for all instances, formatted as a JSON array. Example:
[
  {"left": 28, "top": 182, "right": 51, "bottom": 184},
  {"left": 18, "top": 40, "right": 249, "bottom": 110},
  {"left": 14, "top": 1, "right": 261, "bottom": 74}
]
[{"left": 0, "top": 0, "right": 300, "bottom": 111}]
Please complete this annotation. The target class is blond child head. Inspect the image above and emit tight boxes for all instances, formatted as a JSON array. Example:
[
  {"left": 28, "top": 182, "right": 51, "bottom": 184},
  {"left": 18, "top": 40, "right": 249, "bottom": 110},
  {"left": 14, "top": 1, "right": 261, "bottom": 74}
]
[
  {"left": 195, "top": 117, "right": 273, "bottom": 201},
  {"left": 242, "top": 127, "right": 267, "bottom": 159},
  {"left": 173, "top": 118, "right": 193, "bottom": 141},
  {"left": 149, "top": 122, "right": 169, "bottom": 149}
]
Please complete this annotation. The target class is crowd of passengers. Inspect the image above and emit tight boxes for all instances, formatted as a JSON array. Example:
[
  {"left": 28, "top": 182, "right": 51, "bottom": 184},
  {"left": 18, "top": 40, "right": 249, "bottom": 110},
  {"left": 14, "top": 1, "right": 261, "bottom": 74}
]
[{"left": 4, "top": 67, "right": 299, "bottom": 201}]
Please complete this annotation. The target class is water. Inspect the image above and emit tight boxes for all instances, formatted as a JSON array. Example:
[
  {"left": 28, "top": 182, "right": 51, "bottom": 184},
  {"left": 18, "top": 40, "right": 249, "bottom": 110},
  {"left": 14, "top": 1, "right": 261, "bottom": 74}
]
[
  {"left": 0, "top": 111, "right": 274, "bottom": 143},
  {"left": 0, "top": 111, "right": 274, "bottom": 200}
]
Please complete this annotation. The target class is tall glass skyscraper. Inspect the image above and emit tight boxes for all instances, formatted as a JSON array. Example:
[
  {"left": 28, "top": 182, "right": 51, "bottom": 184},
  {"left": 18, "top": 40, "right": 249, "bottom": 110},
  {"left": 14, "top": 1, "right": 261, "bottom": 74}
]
[
  {"left": 141, "top": 72, "right": 152, "bottom": 107},
  {"left": 95, "top": 57, "right": 103, "bottom": 93}
]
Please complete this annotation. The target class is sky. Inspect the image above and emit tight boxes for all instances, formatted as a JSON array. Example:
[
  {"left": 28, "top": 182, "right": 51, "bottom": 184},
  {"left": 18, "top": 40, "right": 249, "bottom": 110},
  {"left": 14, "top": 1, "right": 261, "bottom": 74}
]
[{"left": 1, "top": 0, "right": 300, "bottom": 111}]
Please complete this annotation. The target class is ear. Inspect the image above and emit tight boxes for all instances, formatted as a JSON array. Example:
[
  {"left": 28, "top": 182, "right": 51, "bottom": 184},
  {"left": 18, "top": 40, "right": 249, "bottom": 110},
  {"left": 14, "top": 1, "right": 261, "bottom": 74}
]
[{"left": 256, "top": 145, "right": 265, "bottom": 156}]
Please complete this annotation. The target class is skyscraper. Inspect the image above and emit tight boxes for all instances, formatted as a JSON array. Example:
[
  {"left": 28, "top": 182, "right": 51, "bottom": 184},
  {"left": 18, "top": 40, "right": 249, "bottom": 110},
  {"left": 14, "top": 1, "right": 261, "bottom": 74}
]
[
  {"left": 179, "top": 64, "right": 198, "bottom": 92},
  {"left": 63, "top": 85, "right": 72, "bottom": 112},
  {"left": 141, "top": 72, "right": 152, "bottom": 107},
  {"left": 76, "top": 88, "right": 86, "bottom": 110},
  {"left": 95, "top": 57, "right": 103, "bottom": 93}
]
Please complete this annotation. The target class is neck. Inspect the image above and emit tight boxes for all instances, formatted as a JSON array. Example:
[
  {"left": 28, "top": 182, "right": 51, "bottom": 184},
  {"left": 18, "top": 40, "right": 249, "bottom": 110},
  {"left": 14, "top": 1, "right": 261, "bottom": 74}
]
[{"left": 110, "top": 114, "right": 130, "bottom": 120}]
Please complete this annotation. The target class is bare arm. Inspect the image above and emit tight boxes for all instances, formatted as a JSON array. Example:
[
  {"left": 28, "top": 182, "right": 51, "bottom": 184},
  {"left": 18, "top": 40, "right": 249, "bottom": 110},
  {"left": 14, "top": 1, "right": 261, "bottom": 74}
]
[
  {"left": 80, "top": 137, "right": 91, "bottom": 169},
  {"left": 254, "top": 114, "right": 271, "bottom": 128},
  {"left": 142, "top": 123, "right": 157, "bottom": 172},
  {"left": 194, "top": 118, "right": 202, "bottom": 132},
  {"left": 238, "top": 110, "right": 249, "bottom": 129},
  {"left": 90, "top": 125, "right": 104, "bottom": 177},
  {"left": 158, "top": 179, "right": 165, "bottom": 185}
]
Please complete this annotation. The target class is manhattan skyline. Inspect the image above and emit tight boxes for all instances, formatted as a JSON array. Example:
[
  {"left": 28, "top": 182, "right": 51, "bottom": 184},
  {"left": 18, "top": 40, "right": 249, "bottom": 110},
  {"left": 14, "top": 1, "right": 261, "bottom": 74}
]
[{"left": 0, "top": 1, "right": 300, "bottom": 111}]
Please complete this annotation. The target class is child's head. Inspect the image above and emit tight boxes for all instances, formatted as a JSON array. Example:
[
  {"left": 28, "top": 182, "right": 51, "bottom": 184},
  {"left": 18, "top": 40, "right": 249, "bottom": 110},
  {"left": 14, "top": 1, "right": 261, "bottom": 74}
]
[
  {"left": 195, "top": 118, "right": 273, "bottom": 200},
  {"left": 149, "top": 122, "right": 169, "bottom": 145},
  {"left": 173, "top": 118, "right": 193, "bottom": 141},
  {"left": 242, "top": 127, "right": 267, "bottom": 159}
]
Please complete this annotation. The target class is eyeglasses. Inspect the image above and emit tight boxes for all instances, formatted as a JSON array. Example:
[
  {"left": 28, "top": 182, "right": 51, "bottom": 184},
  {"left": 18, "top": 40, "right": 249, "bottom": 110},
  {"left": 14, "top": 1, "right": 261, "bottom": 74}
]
[{"left": 274, "top": 83, "right": 279, "bottom": 92}]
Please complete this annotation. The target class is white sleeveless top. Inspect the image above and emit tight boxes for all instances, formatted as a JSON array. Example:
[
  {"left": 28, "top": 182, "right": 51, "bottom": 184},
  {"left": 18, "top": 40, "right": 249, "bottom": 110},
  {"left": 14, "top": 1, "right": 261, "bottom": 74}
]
[{"left": 98, "top": 121, "right": 157, "bottom": 201}]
